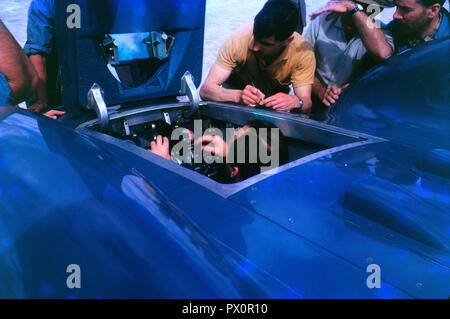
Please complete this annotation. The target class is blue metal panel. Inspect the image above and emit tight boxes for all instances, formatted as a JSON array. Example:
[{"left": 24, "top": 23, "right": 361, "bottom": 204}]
[
  {"left": 87, "top": 132, "right": 414, "bottom": 298},
  {"left": 0, "top": 108, "right": 300, "bottom": 298},
  {"left": 228, "top": 142, "right": 450, "bottom": 299}
]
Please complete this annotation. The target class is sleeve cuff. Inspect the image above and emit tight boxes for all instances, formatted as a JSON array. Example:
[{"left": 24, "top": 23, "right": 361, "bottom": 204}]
[
  {"left": 24, "top": 43, "right": 51, "bottom": 56},
  {"left": 292, "top": 81, "right": 314, "bottom": 88},
  {"left": 215, "top": 60, "right": 235, "bottom": 71}
]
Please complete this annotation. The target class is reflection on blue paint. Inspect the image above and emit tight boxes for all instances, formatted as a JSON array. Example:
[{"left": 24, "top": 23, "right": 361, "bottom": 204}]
[
  {"left": 252, "top": 112, "right": 285, "bottom": 121},
  {"left": 377, "top": 283, "right": 406, "bottom": 299},
  {"left": 39, "top": 282, "right": 54, "bottom": 297},
  {"left": 0, "top": 156, "right": 8, "bottom": 171},
  {"left": 276, "top": 289, "right": 303, "bottom": 299},
  {"left": 8, "top": 185, "right": 22, "bottom": 199},
  {"left": 1, "top": 237, "right": 12, "bottom": 249},
  {"left": 109, "top": 0, "right": 203, "bottom": 33},
  {"left": 236, "top": 261, "right": 255, "bottom": 277}
]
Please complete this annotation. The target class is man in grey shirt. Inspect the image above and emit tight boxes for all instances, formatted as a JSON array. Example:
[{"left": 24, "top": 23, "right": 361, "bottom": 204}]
[{"left": 304, "top": 0, "right": 395, "bottom": 107}]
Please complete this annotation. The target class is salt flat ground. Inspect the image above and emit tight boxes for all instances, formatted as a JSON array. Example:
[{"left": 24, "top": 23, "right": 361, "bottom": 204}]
[{"left": 4, "top": 0, "right": 447, "bottom": 82}]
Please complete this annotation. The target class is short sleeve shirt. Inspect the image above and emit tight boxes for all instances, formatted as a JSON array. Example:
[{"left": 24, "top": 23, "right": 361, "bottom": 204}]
[
  {"left": 217, "top": 23, "right": 316, "bottom": 96},
  {"left": 0, "top": 73, "right": 14, "bottom": 106},
  {"left": 24, "top": 0, "right": 55, "bottom": 56},
  {"left": 303, "top": 14, "right": 395, "bottom": 88}
]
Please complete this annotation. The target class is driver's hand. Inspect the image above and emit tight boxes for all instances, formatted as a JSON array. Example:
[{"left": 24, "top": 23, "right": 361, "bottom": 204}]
[
  {"left": 241, "top": 85, "right": 265, "bottom": 106},
  {"left": 149, "top": 135, "right": 172, "bottom": 161},
  {"left": 43, "top": 110, "right": 66, "bottom": 119},
  {"left": 194, "top": 135, "right": 228, "bottom": 159}
]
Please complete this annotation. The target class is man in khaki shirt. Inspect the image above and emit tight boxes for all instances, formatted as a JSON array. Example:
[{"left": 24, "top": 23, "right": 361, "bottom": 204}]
[{"left": 200, "top": 0, "right": 316, "bottom": 114}]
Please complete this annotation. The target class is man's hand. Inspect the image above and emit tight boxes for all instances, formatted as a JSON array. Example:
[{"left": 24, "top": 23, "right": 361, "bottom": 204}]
[
  {"left": 241, "top": 85, "right": 265, "bottom": 106},
  {"left": 43, "top": 109, "right": 65, "bottom": 119},
  {"left": 194, "top": 135, "right": 228, "bottom": 159},
  {"left": 28, "top": 101, "right": 48, "bottom": 113},
  {"left": 309, "top": 1, "right": 356, "bottom": 21},
  {"left": 321, "top": 83, "right": 349, "bottom": 107},
  {"left": 260, "top": 93, "right": 299, "bottom": 112},
  {"left": 149, "top": 135, "right": 172, "bottom": 161}
]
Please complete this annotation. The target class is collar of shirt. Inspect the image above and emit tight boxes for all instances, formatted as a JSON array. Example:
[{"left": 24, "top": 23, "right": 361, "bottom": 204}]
[
  {"left": 407, "top": 12, "right": 443, "bottom": 48},
  {"left": 424, "top": 12, "right": 442, "bottom": 42}
]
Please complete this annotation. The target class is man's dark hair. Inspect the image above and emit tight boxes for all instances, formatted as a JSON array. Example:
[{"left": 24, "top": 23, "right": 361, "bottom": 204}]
[
  {"left": 228, "top": 120, "right": 288, "bottom": 182},
  {"left": 254, "top": 0, "right": 299, "bottom": 42},
  {"left": 418, "top": 0, "right": 445, "bottom": 7}
]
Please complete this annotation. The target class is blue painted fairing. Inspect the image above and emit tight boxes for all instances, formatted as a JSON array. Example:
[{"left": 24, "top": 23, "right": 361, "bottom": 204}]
[
  {"left": 0, "top": 108, "right": 302, "bottom": 298},
  {"left": 100, "top": 135, "right": 448, "bottom": 298}
]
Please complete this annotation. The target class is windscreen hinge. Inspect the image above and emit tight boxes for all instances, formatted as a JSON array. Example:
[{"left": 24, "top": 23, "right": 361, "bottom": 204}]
[
  {"left": 180, "top": 71, "right": 200, "bottom": 118},
  {"left": 87, "top": 83, "right": 109, "bottom": 130}
]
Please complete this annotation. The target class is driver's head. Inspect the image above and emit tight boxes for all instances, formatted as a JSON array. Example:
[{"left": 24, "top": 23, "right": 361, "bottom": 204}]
[
  {"left": 224, "top": 120, "right": 288, "bottom": 183},
  {"left": 392, "top": 0, "right": 444, "bottom": 36},
  {"left": 252, "top": 0, "right": 299, "bottom": 60}
]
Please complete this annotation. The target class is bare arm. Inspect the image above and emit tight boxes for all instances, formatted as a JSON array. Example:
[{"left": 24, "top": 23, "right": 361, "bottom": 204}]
[
  {"left": 293, "top": 85, "right": 312, "bottom": 113},
  {"left": 310, "top": 1, "right": 393, "bottom": 61},
  {"left": 199, "top": 64, "right": 242, "bottom": 103},
  {"left": 0, "top": 20, "right": 38, "bottom": 102},
  {"left": 312, "top": 75, "right": 327, "bottom": 101},
  {"left": 28, "top": 54, "right": 48, "bottom": 112},
  {"left": 352, "top": 10, "right": 393, "bottom": 61}
]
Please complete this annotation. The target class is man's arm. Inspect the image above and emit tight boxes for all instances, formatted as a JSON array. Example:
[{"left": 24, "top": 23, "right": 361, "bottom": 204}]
[
  {"left": 293, "top": 85, "right": 312, "bottom": 113},
  {"left": 200, "top": 64, "right": 241, "bottom": 103},
  {"left": 24, "top": 0, "right": 55, "bottom": 112},
  {"left": 0, "top": 20, "right": 38, "bottom": 102},
  {"left": 28, "top": 54, "right": 48, "bottom": 112},
  {"left": 200, "top": 64, "right": 265, "bottom": 105},
  {"left": 352, "top": 8, "right": 393, "bottom": 61},
  {"left": 310, "top": 1, "right": 393, "bottom": 61},
  {"left": 312, "top": 75, "right": 327, "bottom": 102}
]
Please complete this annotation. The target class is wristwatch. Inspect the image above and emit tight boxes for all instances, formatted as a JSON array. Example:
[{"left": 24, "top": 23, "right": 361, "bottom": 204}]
[
  {"left": 350, "top": 2, "right": 364, "bottom": 15},
  {"left": 291, "top": 97, "right": 303, "bottom": 114}
]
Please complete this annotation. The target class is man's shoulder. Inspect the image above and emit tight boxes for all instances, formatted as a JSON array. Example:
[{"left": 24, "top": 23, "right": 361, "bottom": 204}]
[
  {"left": 228, "top": 23, "right": 254, "bottom": 42},
  {"left": 437, "top": 8, "right": 450, "bottom": 38},
  {"left": 313, "top": 14, "right": 340, "bottom": 30},
  {"left": 291, "top": 32, "right": 314, "bottom": 53},
  {"left": 29, "top": 0, "right": 55, "bottom": 18}
]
